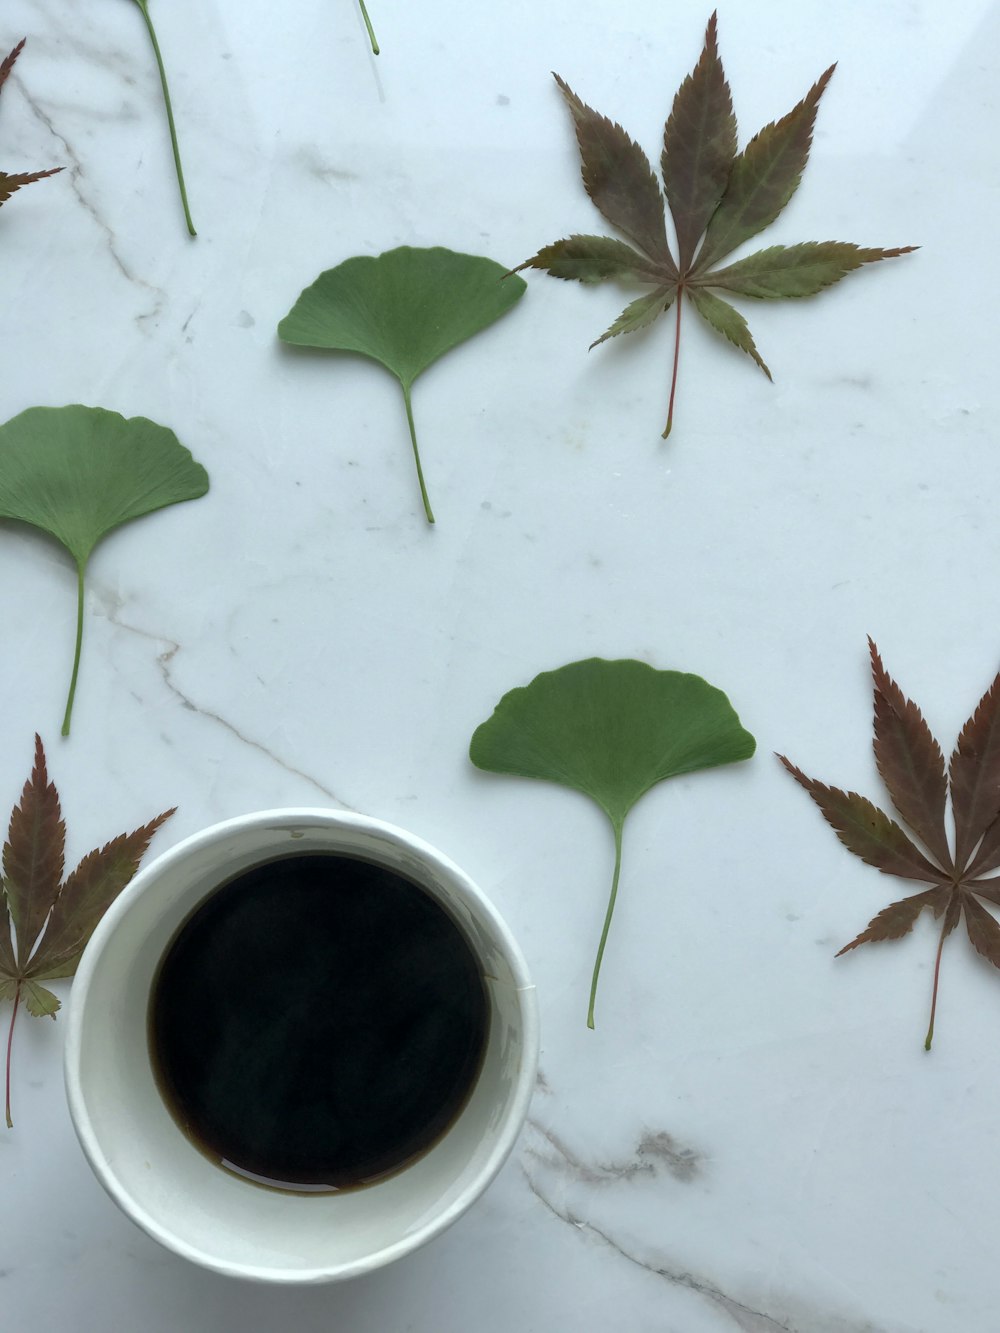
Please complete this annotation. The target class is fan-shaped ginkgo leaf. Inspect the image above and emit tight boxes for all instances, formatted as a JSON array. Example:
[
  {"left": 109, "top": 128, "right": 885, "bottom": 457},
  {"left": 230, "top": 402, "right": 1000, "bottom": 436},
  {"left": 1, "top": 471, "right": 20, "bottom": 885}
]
[
  {"left": 470, "top": 657, "right": 755, "bottom": 1026},
  {"left": 0, "top": 405, "right": 209, "bottom": 735},
  {"left": 278, "top": 246, "right": 526, "bottom": 524}
]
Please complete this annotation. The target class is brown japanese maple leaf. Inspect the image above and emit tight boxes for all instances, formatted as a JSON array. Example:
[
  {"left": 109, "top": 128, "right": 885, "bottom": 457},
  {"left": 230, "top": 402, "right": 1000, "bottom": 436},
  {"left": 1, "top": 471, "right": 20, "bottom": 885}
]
[
  {"left": 0, "top": 39, "right": 63, "bottom": 208},
  {"left": 0, "top": 736, "right": 173, "bottom": 1125},
  {"left": 780, "top": 640, "right": 1000, "bottom": 1049},
  {"left": 516, "top": 12, "right": 915, "bottom": 437}
]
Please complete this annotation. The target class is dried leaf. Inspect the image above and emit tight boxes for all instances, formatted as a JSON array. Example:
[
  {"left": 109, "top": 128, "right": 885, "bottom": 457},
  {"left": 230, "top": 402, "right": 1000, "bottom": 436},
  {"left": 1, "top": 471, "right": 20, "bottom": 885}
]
[
  {"left": 868, "top": 638, "right": 951, "bottom": 869},
  {"left": 835, "top": 888, "right": 939, "bottom": 954},
  {"left": 781, "top": 643, "right": 1000, "bottom": 1049},
  {"left": 661, "top": 11, "right": 736, "bottom": 271},
  {"left": 777, "top": 761, "right": 941, "bottom": 883},
  {"left": 950, "top": 673, "right": 1000, "bottom": 870},
  {"left": 0, "top": 40, "right": 63, "bottom": 210},
  {"left": 517, "top": 12, "right": 915, "bottom": 437},
  {"left": 2, "top": 735, "right": 65, "bottom": 963},
  {"left": 0, "top": 736, "right": 174, "bottom": 1125}
]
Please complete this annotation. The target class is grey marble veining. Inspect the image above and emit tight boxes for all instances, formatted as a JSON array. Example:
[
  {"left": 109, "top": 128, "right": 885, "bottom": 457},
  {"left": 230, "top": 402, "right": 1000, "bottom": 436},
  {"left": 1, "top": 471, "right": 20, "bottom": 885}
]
[{"left": 1, "top": 1, "right": 998, "bottom": 1329}]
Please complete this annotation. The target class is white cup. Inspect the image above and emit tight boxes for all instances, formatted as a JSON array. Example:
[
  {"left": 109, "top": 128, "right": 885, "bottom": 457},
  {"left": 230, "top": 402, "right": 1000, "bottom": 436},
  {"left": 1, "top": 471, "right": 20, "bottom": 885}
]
[{"left": 64, "top": 809, "right": 538, "bottom": 1283}]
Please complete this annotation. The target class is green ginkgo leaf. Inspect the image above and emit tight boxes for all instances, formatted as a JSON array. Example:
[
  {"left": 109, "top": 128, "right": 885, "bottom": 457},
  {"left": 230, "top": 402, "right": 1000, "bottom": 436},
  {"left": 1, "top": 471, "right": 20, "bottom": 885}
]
[
  {"left": 277, "top": 246, "right": 527, "bottom": 524},
  {"left": 0, "top": 405, "right": 209, "bottom": 735},
  {"left": 470, "top": 658, "right": 755, "bottom": 1027}
]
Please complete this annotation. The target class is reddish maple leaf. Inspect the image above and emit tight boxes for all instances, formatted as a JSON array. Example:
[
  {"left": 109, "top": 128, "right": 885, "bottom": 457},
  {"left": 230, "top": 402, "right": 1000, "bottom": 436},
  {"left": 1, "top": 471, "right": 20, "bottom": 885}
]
[
  {"left": 0, "top": 39, "right": 63, "bottom": 210},
  {"left": 0, "top": 736, "right": 173, "bottom": 1125},
  {"left": 516, "top": 12, "right": 914, "bottom": 437},
  {"left": 780, "top": 640, "right": 1000, "bottom": 1049}
]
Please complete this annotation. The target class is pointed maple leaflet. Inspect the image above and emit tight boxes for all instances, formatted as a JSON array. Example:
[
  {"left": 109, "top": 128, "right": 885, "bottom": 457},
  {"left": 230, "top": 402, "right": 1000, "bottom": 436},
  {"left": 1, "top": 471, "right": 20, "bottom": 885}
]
[
  {"left": 0, "top": 736, "right": 173, "bottom": 1125},
  {"left": 0, "top": 39, "right": 63, "bottom": 209},
  {"left": 516, "top": 12, "right": 915, "bottom": 437},
  {"left": 780, "top": 640, "right": 1000, "bottom": 1049}
]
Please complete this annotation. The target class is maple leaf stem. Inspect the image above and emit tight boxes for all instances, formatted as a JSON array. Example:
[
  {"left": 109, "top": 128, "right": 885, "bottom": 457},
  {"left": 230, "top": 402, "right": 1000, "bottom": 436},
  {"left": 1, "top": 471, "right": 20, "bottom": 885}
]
[
  {"left": 662, "top": 294, "right": 683, "bottom": 439},
  {"left": 401, "top": 383, "right": 435, "bottom": 525},
  {"left": 5, "top": 981, "right": 20, "bottom": 1129},
  {"left": 132, "top": 0, "right": 196, "bottom": 237},
  {"left": 924, "top": 914, "right": 950, "bottom": 1051},
  {"left": 358, "top": 0, "right": 380, "bottom": 54},
  {"left": 588, "top": 822, "right": 624, "bottom": 1030},
  {"left": 61, "top": 563, "right": 86, "bottom": 738}
]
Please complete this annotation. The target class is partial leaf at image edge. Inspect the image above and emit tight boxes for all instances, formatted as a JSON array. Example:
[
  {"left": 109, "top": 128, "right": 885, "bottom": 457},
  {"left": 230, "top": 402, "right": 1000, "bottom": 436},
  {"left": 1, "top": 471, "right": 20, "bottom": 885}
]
[
  {"left": 0, "top": 39, "right": 63, "bottom": 209},
  {"left": 780, "top": 639, "right": 1000, "bottom": 1049},
  {"left": 470, "top": 658, "right": 756, "bottom": 1027},
  {"left": 0, "top": 734, "right": 174, "bottom": 1125},
  {"left": 0, "top": 405, "right": 209, "bottom": 735},
  {"left": 277, "top": 246, "right": 527, "bottom": 525}
]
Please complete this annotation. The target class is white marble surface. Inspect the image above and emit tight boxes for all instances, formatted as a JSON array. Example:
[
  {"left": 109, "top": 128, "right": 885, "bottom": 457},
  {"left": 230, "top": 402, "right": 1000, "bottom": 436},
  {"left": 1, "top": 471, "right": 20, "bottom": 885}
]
[{"left": 2, "top": 0, "right": 999, "bottom": 1328}]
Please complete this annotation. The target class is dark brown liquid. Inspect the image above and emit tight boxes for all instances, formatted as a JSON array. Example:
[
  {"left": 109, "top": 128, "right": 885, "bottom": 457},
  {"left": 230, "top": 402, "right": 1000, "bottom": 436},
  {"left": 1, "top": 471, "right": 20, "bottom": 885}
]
[{"left": 148, "top": 853, "right": 489, "bottom": 1193}]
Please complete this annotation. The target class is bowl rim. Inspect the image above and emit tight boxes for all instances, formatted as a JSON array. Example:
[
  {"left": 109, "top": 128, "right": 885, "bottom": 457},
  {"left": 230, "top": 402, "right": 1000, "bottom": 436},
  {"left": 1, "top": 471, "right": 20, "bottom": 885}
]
[{"left": 63, "top": 806, "right": 539, "bottom": 1283}]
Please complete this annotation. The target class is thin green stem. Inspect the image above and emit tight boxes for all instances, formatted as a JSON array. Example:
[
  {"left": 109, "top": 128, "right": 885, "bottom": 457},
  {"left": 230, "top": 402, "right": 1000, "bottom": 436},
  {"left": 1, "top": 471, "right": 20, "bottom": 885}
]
[
  {"left": 133, "top": 0, "right": 196, "bottom": 236},
  {"left": 402, "top": 383, "right": 435, "bottom": 525},
  {"left": 358, "top": 0, "right": 380, "bottom": 54},
  {"left": 924, "top": 914, "right": 950, "bottom": 1051},
  {"left": 61, "top": 563, "right": 86, "bottom": 737},
  {"left": 662, "top": 293, "right": 683, "bottom": 439},
  {"left": 588, "top": 822, "right": 624, "bottom": 1029},
  {"left": 6, "top": 981, "right": 21, "bottom": 1128}
]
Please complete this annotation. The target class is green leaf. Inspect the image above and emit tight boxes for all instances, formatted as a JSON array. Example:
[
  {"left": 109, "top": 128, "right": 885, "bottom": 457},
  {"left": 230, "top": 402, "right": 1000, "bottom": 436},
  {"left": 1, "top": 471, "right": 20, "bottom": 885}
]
[
  {"left": 0, "top": 405, "right": 209, "bottom": 734},
  {"left": 278, "top": 246, "right": 526, "bottom": 524},
  {"left": 21, "top": 981, "right": 58, "bottom": 1019},
  {"left": 128, "top": 1, "right": 195, "bottom": 235},
  {"left": 591, "top": 287, "right": 675, "bottom": 349},
  {"left": 702, "top": 242, "right": 915, "bottom": 300},
  {"left": 470, "top": 658, "right": 755, "bottom": 1026},
  {"left": 687, "top": 287, "right": 771, "bottom": 379}
]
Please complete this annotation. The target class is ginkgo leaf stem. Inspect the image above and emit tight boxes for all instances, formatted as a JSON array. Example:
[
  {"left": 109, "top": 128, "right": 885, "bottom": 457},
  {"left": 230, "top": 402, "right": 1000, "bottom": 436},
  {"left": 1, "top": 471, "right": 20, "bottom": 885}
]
[
  {"left": 402, "top": 383, "right": 435, "bottom": 525},
  {"left": 662, "top": 293, "right": 683, "bottom": 439},
  {"left": 6, "top": 982, "right": 20, "bottom": 1128},
  {"left": 924, "top": 914, "right": 951, "bottom": 1051},
  {"left": 588, "top": 822, "right": 624, "bottom": 1029},
  {"left": 358, "top": 0, "right": 380, "bottom": 54},
  {"left": 133, "top": 0, "right": 196, "bottom": 237},
  {"left": 61, "top": 564, "right": 86, "bottom": 738}
]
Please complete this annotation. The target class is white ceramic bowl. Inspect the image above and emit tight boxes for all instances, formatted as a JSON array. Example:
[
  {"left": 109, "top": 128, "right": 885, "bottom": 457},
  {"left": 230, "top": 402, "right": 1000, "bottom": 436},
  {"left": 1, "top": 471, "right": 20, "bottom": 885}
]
[{"left": 64, "top": 809, "right": 538, "bottom": 1283}]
